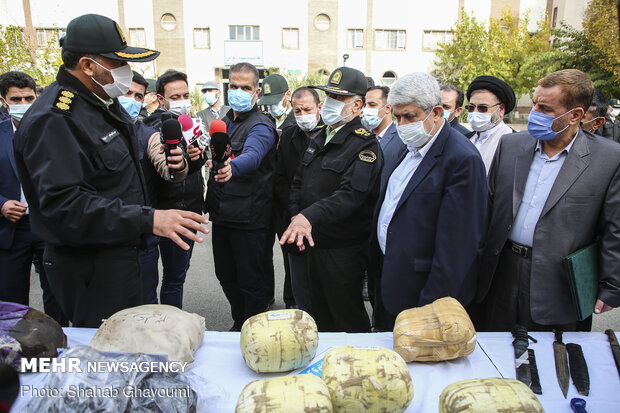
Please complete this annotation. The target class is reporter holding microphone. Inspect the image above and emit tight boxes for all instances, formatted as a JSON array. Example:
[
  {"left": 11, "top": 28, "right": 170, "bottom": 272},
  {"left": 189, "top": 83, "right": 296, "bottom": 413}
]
[{"left": 12, "top": 14, "right": 208, "bottom": 328}]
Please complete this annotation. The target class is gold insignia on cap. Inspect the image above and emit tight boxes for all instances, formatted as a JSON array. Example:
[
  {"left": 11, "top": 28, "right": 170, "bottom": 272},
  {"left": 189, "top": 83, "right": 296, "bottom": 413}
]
[
  {"left": 323, "top": 86, "right": 349, "bottom": 94},
  {"left": 355, "top": 128, "right": 372, "bottom": 137},
  {"left": 52, "top": 88, "right": 76, "bottom": 114},
  {"left": 115, "top": 22, "right": 126, "bottom": 43},
  {"left": 264, "top": 83, "right": 271, "bottom": 94},
  {"left": 358, "top": 150, "right": 377, "bottom": 163},
  {"left": 113, "top": 50, "right": 157, "bottom": 59},
  {"left": 331, "top": 70, "right": 342, "bottom": 85}
]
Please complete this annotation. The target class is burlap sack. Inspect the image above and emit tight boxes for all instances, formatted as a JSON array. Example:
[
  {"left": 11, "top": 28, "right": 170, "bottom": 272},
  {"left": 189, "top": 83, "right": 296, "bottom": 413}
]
[
  {"left": 90, "top": 304, "right": 205, "bottom": 364},
  {"left": 393, "top": 297, "right": 476, "bottom": 362}
]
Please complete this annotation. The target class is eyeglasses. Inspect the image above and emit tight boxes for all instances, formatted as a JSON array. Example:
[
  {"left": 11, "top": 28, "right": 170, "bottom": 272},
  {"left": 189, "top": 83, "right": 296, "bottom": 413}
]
[{"left": 465, "top": 103, "right": 500, "bottom": 113}]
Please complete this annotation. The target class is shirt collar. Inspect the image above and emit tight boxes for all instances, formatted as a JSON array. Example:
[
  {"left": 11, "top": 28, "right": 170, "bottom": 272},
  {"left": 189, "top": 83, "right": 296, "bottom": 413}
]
[
  {"left": 377, "top": 121, "right": 393, "bottom": 139},
  {"left": 535, "top": 130, "right": 578, "bottom": 158}
]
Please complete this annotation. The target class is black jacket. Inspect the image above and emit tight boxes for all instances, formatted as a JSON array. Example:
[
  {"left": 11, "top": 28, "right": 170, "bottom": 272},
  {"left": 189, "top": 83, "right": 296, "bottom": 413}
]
[
  {"left": 143, "top": 109, "right": 206, "bottom": 214},
  {"left": 600, "top": 116, "right": 620, "bottom": 143},
  {"left": 289, "top": 116, "right": 383, "bottom": 249},
  {"left": 13, "top": 65, "right": 153, "bottom": 248},
  {"left": 204, "top": 106, "right": 277, "bottom": 230}
]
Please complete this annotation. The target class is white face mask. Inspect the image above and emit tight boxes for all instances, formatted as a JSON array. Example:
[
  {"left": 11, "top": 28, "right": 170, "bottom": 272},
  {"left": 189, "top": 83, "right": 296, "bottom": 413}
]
[
  {"left": 167, "top": 99, "right": 192, "bottom": 116},
  {"left": 467, "top": 106, "right": 500, "bottom": 132},
  {"left": 396, "top": 111, "right": 435, "bottom": 150},
  {"left": 269, "top": 100, "right": 287, "bottom": 118},
  {"left": 295, "top": 113, "right": 319, "bottom": 132},
  {"left": 611, "top": 108, "right": 620, "bottom": 117},
  {"left": 321, "top": 96, "right": 356, "bottom": 126},
  {"left": 362, "top": 106, "right": 385, "bottom": 131},
  {"left": 89, "top": 59, "right": 133, "bottom": 99}
]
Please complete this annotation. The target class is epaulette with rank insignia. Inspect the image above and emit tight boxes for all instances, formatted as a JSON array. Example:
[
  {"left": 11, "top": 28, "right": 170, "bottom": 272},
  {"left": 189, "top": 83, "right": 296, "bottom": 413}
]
[
  {"left": 52, "top": 89, "right": 77, "bottom": 115},
  {"left": 354, "top": 127, "right": 372, "bottom": 137},
  {"left": 316, "top": 124, "right": 326, "bottom": 129}
]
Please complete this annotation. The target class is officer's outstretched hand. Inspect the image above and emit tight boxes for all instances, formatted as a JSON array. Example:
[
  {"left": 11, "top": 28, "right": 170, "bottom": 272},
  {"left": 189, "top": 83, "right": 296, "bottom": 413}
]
[
  {"left": 153, "top": 209, "right": 209, "bottom": 250},
  {"left": 214, "top": 159, "right": 232, "bottom": 183},
  {"left": 280, "top": 214, "right": 314, "bottom": 251}
]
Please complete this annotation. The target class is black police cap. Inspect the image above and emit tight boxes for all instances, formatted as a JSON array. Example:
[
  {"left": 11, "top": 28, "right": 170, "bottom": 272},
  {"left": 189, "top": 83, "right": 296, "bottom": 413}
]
[
  {"left": 60, "top": 14, "right": 160, "bottom": 62},
  {"left": 310, "top": 67, "right": 367, "bottom": 97}
]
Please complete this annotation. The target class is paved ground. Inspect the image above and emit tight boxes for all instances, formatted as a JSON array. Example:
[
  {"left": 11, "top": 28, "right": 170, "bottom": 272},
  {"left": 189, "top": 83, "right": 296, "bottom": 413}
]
[{"left": 28, "top": 229, "right": 620, "bottom": 332}]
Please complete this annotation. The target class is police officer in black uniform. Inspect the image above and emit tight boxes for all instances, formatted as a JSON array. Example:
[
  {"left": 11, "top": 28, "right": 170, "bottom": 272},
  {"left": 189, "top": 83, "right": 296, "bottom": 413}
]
[
  {"left": 280, "top": 67, "right": 383, "bottom": 333},
  {"left": 13, "top": 14, "right": 208, "bottom": 328}
]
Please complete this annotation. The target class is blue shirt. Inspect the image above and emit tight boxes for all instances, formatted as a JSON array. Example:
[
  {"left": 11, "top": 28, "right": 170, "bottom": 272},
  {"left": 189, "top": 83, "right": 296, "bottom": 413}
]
[
  {"left": 509, "top": 136, "right": 577, "bottom": 246},
  {"left": 377, "top": 122, "right": 444, "bottom": 253},
  {"left": 229, "top": 122, "right": 275, "bottom": 177}
]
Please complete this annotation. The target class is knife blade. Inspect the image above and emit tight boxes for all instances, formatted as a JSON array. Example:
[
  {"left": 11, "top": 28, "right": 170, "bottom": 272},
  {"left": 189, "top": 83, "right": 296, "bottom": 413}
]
[
  {"left": 512, "top": 325, "right": 536, "bottom": 388},
  {"left": 553, "top": 330, "right": 569, "bottom": 398},
  {"left": 527, "top": 348, "right": 542, "bottom": 394},
  {"left": 605, "top": 329, "right": 620, "bottom": 378},
  {"left": 567, "top": 343, "right": 590, "bottom": 396}
]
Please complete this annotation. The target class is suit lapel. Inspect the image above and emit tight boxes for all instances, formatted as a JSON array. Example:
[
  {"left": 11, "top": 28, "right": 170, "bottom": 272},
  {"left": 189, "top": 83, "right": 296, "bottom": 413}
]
[
  {"left": 0, "top": 120, "right": 18, "bottom": 178},
  {"left": 512, "top": 138, "right": 537, "bottom": 219},
  {"left": 540, "top": 131, "right": 590, "bottom": 218},
  {"left": 393, "top": 125, "right": 447, "bottom": 213}
]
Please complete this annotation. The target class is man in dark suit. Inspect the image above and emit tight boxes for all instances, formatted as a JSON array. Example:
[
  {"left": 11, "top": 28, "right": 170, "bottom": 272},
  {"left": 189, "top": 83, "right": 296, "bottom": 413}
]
[
  {"left": 196, "top": 81, "right": 230, "bottom": 129},
  {"left": 0, "top": 71, "right": 66, "bottom": 325},
  {"left": 477, "top": 69, "right": 620, "bottom": 331},
  {"left": 363, "top": 86, "right": 406, "bottom": 182},
  {"left": 440, "top": 84, "right": 472, "bottom": 137},
  {"left": 369, "top": 72, "right": 487, "bottom": 331}
]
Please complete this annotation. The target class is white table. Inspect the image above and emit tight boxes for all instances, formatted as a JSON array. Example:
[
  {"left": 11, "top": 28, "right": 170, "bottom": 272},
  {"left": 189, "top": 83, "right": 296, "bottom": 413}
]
[{"left": 13, "top": 329, "right": 620, "bottom": 412}]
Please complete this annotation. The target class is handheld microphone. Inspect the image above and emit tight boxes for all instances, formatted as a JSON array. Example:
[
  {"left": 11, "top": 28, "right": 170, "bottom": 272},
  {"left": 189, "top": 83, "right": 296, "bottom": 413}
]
[
  {"left": 161, "top": 118, "right": 183, "bottom": 180},
  {"left": 177, "top": 114, "right": 203, "bottom": 148},
  {"left": 209, "top": 119, "right": 233, "bottom": 172}
]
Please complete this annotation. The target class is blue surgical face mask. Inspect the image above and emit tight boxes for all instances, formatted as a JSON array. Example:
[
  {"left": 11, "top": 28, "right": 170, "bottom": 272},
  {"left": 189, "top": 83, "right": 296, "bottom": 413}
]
[
  {"left": 362, "top": 105, "right": 385, "bottom": 131},
  {"left": 527, "top": 108, "right": 574, "bottom": 141},
  {"left": 269, "top": 100, "right": 286, "bottom": 118},
  {"left": 118, "top": 96, "right": 142, "bottom": 120},
  {"left": 321, "top": 96, "right": 357, "bottom": 126},
  {"left": 228, "top": 88, "right": 256, "bottom": 113},
  {"left": 6, "top": 103, "right": 32, "bottom": 122},
  {"left": 203, "top": 92, "right": 218, "bottom": 106}
]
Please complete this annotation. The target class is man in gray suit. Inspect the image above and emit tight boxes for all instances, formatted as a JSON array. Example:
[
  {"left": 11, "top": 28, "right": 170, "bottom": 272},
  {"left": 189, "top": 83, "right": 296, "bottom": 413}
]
[
  {"left": 196, "top": 81, "right": 230, "bottom": 129},
  {"left": 477, "top": 69, "right": 620, "bottom": 332}
]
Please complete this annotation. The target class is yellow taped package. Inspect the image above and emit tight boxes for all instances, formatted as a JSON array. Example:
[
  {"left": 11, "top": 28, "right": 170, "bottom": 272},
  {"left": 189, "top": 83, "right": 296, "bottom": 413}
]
[
  {"left": 439, "top": 378, "right": 544, "bottom": 412},
  {"left": 240, "top": 309, "right": 318, "bottom": 373},
  {"left": 236, "top": 374, "right": 332, "bottom": 413},
  {"left": 322, "top": 346, "right": 414, "bottom": 413},
  {"left": 393, "top": 296, "right": 476, "bottom": 362}
]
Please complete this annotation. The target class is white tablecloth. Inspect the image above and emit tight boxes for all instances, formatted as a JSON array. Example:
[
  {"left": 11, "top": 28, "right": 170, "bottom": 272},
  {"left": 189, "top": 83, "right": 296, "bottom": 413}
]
[{"left": 13, "top": 329, "right": 620, "bottom": 412}]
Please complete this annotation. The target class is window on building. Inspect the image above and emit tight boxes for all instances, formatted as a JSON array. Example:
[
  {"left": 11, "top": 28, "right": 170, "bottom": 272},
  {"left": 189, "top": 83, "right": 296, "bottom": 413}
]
[
  {"left": 229, "top": 25, "right": 260, "bottom": 40},
  {"left": 35, "top": 28, "right": 66, "bottom": 47},
  {"left": 374, "top": 29, "right": 406, "bottom": 50},
  {"left": 314, "top": 14, "right": 331, "bottom": 31},
  {"left": 160, "top": 13, "right": 177, "bottom": 31},
  {"left": 128, "top": 28, "right": 146, "bottom": 48},
  {"left": 422, "top": 30, "right": 453, "bottom": 51},
  {"left": 347, "top": 29, "right": 364, "bottom": 49},
  {"left": 194, "top": 28, "right": 210, "bottom": 49},
  {"left": 381, "top": 71, "right": 397, "bottom": 86},
  {"left": 282, "top": 28, "right": 299, "bottom": 49},
  {"left": 552, "top": 7, "right": 558, "bottom": 27}
]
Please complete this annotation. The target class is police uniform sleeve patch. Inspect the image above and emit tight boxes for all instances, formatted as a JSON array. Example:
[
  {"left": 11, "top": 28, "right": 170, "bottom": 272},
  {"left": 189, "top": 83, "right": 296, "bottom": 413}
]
[
  {"left": 354, "top": 128, "right": 372, "bottom": 137},
  {"left": 358, "top": 150, "right": 377, "bottom": 163},
  {"left": 52, "top": 89, "right": 76, "bottom": 115}
]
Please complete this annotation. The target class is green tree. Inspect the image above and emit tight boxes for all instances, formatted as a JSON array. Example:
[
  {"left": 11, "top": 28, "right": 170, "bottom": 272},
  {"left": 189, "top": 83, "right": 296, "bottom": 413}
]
[
  {"left": 0, "top": 25, "right": 62, "bottom": 86},
  {"left": 283, "top": 70, "right": 329, "bottom": 101},
  {"left": 583, "top": 0, "right": 620, "bottom": 85},
  {"left": 433, "top": 9, "right": 552, "bottom": 99}
]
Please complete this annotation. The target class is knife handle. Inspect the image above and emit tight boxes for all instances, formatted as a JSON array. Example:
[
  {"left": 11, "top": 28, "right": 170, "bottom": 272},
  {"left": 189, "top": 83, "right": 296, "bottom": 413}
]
[
  {"left": 570, "top": 398, "right": 587, "bottom": 413},
  {"left": 554, "top": 329, "right": 563, "bottom": 343}
]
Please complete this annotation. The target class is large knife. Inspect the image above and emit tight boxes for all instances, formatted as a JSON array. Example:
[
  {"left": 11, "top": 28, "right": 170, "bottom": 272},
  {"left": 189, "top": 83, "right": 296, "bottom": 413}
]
[
  {"left": 605, "top": 329, "right": 620, "bottom": 378},
  {"left": 567, "top": 343, "right": 590, "bottom": 396},
  {"left": 553, "top": 330, "right": 569, "bottom": 398},
  {"left": 512, "top": 325, "right": 537, "bottom": 389}
]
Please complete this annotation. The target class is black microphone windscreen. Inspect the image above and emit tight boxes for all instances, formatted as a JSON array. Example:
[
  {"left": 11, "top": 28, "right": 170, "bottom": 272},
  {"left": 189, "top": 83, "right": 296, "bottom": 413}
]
[
  {"left": 210, "top": 133, "right": 232, "bottom": 163},
  {"left": 161, "top": 119, "right": 182, "bottom": 144}
]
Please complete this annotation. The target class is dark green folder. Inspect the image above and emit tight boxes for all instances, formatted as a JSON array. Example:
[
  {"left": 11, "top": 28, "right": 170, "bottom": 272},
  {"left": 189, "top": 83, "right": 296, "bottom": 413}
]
[{"left": 563, "top": 243, "right": 599, "bottom": 321}]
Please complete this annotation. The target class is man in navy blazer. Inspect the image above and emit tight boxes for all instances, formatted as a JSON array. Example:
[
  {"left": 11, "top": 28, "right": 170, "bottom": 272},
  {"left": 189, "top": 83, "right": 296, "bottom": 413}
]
[
  {"left": 0, "top": 71, "right": 66, "bottom": 324},
  {"left": 369, "top": 73, "right": 487, "bottom": 330}
]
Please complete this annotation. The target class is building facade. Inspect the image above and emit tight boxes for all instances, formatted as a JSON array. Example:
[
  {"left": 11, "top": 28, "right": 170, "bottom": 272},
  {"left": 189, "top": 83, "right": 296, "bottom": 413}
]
[{"left": 1, "top": 0, "right": 586, "bottom": 93}]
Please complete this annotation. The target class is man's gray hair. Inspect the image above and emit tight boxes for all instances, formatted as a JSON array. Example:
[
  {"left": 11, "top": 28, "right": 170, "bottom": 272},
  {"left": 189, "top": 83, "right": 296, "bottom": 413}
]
[{"left": 387, "top": 72, "right": 441, "bottom": 113}]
